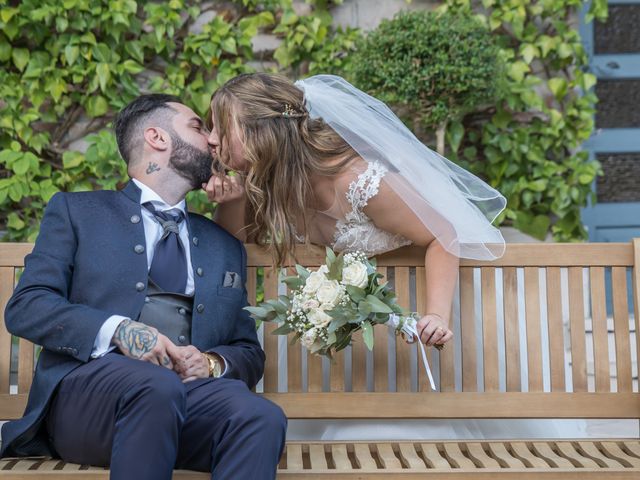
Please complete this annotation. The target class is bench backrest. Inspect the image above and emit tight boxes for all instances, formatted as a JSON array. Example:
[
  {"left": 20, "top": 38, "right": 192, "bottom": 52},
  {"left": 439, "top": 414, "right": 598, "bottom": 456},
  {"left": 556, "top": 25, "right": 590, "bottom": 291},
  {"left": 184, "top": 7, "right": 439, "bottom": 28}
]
[{"left": 1, "top": 241, "right": 639, "bottom": 423}]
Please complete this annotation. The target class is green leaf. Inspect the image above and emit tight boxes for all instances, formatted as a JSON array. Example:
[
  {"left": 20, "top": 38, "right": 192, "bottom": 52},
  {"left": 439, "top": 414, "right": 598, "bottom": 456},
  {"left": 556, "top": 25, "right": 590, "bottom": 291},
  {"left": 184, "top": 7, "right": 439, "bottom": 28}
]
[
  {"left": 64, "top": 45, "right": 80, "bottom": 66},
  {"left": 85, "top": 95, "right": 108, "bottom": 117},
  {"left": 7, "top": 212, "right": 25, "bottom": 230},
  {"left": 508, "top": 61, "right": 530, "bottom": 82},
  {"left": 446, "top": 121, "right": 464, "bottom": 153},
  {"left": 271, "top": 323, "right": 294, "bottom": 335},
  {"left": 12, "top": 155, "right": 30, "bottom": 175},
  {"left": 221, "top": 37, "right": 237, "bottom": 54},
  {"left": 12, "top": 48, "right": 29, "bottom": 72},
  {"left": 548, "top": 78, "right": 568, "bottom": 100},
  {"left": 96, "top": 63, "right": 111, "bottom": 92},
  {"left": 0, "top": 39, "right": 11, "bottom": 62},
  {"left": 362, "top": 321, "right": 374, "bottom": 350},
  {"left": 514, "top": 212, "right": 550, "bottom": 240},
  {"left": 62, "top": 151, "right": 84, "bottom": 169},
  {"left": 365, "top": 295, "right": 393, "bottom": 313}
]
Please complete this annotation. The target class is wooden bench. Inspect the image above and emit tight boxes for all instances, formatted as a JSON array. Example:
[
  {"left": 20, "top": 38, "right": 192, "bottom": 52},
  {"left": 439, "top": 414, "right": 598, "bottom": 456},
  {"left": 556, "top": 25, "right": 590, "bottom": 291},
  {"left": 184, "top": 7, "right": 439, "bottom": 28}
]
[{"left": 0, "top": 241, "right": 639, "bottom": 478}]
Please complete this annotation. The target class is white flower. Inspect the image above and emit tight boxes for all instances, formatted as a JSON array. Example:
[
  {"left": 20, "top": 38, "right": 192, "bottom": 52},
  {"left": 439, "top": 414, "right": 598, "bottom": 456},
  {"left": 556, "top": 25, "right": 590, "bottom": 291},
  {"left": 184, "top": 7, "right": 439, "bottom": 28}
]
[
  {"left": 316, "top": 280, "right": 343, "bottom": 307},
  {"left": 301, "top": 328, "right": 318, "bottom": 349},
  {"left": 342, "top": 261, "right": 369, "bottom": 289},
  {"left": 302, "top": 298, "right": 320, "bottom": 310},
  {"left": 318, "top": 265, "right": 329, "bottom": 274},
  {"left": 308, "top": 308, "right": 333, "bottom": 328},
  {"left": 303, "top": 270, "right": 326, "bottom": 294}
]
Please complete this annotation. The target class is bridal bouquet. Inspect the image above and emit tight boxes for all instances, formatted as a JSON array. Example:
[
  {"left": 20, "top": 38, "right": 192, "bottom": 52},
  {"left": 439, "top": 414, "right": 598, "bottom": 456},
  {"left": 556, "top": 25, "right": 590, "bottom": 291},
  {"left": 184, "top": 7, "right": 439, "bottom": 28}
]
[{"left": 245, "top": 248, "right": 421, "bottom": 358}]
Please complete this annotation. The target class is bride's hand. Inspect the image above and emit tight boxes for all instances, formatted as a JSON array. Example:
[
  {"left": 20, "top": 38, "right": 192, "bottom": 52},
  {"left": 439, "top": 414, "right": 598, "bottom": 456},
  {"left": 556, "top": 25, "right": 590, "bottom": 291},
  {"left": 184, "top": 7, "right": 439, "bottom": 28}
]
[
  {"left": 202, "top": 174, "right": 245, "bottom": 204},
  {"left": 416, "top": 313, "right": 453, "bottom": 348}
]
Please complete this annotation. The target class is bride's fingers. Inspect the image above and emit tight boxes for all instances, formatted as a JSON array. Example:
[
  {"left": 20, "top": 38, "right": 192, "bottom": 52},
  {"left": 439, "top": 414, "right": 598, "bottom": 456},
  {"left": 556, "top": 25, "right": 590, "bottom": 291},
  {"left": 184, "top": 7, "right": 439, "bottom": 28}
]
[{"left": 437, "top": 330, "right": 454, "bottom": 345}]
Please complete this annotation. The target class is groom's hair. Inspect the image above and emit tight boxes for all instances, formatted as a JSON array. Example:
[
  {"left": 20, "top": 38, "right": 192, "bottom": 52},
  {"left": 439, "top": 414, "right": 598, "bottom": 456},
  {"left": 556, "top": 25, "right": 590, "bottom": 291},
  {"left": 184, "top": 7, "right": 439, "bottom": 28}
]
[{"left": 114, "top": 94, "right": 181, "bottom": 165}]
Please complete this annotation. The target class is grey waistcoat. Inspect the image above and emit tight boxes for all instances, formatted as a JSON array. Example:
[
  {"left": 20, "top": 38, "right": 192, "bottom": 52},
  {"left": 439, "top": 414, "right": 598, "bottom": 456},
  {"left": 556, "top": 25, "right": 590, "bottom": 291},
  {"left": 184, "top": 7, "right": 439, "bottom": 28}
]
[{"left": 137, "top": 280, "right": 193, "bottom": 346}]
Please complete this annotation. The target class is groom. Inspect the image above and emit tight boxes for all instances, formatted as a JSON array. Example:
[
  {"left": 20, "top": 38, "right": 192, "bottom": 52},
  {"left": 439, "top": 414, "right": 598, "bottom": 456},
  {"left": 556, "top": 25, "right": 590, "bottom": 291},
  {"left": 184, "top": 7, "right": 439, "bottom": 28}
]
[{"left": 1, "top": 94, "right": 286, "bottom": 479}]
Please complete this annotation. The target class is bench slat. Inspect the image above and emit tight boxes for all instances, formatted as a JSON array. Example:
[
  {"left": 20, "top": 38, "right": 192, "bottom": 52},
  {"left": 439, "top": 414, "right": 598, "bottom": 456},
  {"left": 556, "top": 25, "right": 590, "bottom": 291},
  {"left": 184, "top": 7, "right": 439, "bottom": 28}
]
[
  {"left": 590, "top": 267, "right": 611, "bottom": 393},
  {"left": 262, "top": 267, "right": 279, "bottom": 393},
  {"left": 350, "top": 330, "right": 367, "bottom": 392},
  {"left": 329, "top": 444, "right": 352, "bottom": 471},
  {"left": 0, "top": 267, "right": 14, "bottom": 394},
  {"left": 465, "top": 442, "right": 502, "bottom": 468},
  {"left": 441, "top": 442, "right": 477, "bottom": 469},
  {"left": 353, "top": 443, "right": 378, "bottom": 470},
  {"left": 612, "top": 267, "right": 633, "bottom": 393},
  {"left": 546, "top": 267, "right": 566, "bottom": 391},
  {"left": 524, "top": 268, "right": 543, "bottom": 392},
  {"left": 568, "top": 267, "right": 588, "bottom": 392},
  {"left": 531, "top": 442, "right": 574, "bottom": 468},
  {"left": 487, "top": 442, "right": 527, "bottom": 468},
  {"left": 599, "top": 442, "right": 640, "bottom": 468},
  {"left": 503, "top": 267, "right": 521, "bottom": 392},
  {"left": 577, "top": 441, "right": 626, "bottom": 468},
  {"left": 415, "top": 267, "right": 432, "bottom": 393},
  {"left": 376, "top": 443, "right": 403, "bottom": 469},
  {"left": 482, "top": 267, "right": 499, "bottom": 392},
  {"left": 396, "top": 443, "right": 426, "bottom": 470},
  {"left": 554, "top": 441, "right": 601, "bottom": 468},
  {"left": 17, "top": 339, "right": 34, "bottom": 394},
  {"left": 374, "top": 268, "right": 388, "bottom": 392},
  {"left": 633, "top": 239, "right": 640, "bottom": 383},
  {"left": 459, "top": 268, "right": 477, "bottom": 392},
  {"left": 395, "top": 267, "right": 412, "bottom": 393},
  {"left": 308, "top": 444, "right": 328, "bottom": 471}
]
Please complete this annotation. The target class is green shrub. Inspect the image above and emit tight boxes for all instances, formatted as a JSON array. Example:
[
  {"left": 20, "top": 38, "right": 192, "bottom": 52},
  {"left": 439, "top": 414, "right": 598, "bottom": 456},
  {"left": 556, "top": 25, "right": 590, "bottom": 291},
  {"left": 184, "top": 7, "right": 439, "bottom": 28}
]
[{"left": 351, "top": 10, "right": 505, "bottom": 154}]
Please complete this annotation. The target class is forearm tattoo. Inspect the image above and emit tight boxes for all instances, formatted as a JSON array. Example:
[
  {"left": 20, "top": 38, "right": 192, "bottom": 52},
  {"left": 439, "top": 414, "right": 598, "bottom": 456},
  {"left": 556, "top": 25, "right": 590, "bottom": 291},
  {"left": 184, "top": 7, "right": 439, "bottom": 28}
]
[
  {"left": 146, "top": 162, "right": 161, "bottom": 174},
  {"left": 114, "top": 320, "right": 158, "bottom": 359}
]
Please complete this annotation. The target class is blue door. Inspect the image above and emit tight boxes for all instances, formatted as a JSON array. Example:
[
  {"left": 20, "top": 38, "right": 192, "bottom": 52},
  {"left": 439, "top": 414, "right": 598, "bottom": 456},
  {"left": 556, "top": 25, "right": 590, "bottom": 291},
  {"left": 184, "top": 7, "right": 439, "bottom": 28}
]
[{"left": 580, "top": 1, "right": 640, "bottom": 243}]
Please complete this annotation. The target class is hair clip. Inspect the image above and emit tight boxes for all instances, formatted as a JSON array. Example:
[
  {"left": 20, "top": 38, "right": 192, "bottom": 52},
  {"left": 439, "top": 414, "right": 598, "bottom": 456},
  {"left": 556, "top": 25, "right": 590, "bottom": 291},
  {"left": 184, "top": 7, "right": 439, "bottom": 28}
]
[{"left": 282, "top": 104, "right": 307, "bottom": 118}]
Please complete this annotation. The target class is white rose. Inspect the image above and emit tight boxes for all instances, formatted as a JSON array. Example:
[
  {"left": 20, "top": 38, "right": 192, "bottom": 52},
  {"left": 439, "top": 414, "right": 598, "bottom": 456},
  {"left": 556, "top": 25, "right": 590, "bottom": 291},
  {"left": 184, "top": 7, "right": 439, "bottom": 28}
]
[
  {"left": 342, "top": 261, "right": 369, "bottom": 289},
  {"left": 303, "top": 270, "right": 326, "bottom": 294},
  {"left": 316, "top": 280, "right": 343, "bottom": 307},
  {"left": 302, "top": 298, "right": 320, "bottom": 311},
  {"left": 317, "top": 265, "right": 329, "bottom": 274},
  {"left": 308, "top": 308, "right": 333, "bottom": 328},
  {"left": 301, "top": 328, "right": 318, "bottom": 349}
]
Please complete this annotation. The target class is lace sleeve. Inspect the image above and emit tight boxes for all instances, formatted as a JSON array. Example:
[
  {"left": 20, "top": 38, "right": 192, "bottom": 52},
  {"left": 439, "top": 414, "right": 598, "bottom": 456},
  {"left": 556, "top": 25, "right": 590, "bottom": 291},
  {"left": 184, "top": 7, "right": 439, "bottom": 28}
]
[{"left": 345, "top": 161, "right": 388, "bottom": 222}]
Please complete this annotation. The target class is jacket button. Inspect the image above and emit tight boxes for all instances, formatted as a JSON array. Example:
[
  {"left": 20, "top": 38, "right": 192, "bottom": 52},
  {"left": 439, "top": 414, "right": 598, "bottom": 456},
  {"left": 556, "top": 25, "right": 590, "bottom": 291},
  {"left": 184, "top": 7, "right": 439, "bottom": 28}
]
[
  {"left": 130, "top": 215, "right": 141, "bottom": 224},
  {"left": 196, "top": 304, "right": 204, "bottom": 313},
  {"left": 178, "top": 335, "right": 187, "bottom": 344},
  {"left": 192, "top": 237, "right": 199, "bottom": 246},
  {"left": 136, "top": 282, "right": 145, "bottom": 292},
  {"left": 196, "top": 267, "right": 203, "bottom": 277},
  {"left": 144, "top": 296, "right": 150, "bottom": 303},
  {"left": 134, "top": 244, "right": 145, "bottom": 254},
  {"left": 178, "top": 307, "right": 186, "bottom": 315}
]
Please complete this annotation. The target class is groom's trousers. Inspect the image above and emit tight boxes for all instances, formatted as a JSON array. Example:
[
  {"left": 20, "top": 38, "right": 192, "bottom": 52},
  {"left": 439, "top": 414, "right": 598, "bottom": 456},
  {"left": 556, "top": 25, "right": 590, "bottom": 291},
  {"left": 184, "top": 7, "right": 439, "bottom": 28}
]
[{"left": 45, "top": 353, "right": 287, "bottom": 480}]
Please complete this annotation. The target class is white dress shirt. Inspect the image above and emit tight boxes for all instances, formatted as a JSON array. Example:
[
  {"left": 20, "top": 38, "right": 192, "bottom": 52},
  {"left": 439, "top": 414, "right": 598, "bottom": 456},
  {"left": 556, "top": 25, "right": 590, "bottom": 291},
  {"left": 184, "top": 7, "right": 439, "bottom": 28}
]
[{"left": 91, "top": 179, "right": 194, "bottom": 358}]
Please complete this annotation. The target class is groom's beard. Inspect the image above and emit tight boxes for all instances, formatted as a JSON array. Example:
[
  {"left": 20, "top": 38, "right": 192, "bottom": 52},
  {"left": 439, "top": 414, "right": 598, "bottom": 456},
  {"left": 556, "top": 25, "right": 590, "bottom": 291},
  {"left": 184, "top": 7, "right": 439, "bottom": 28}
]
[{"left": 168, "top": 135, "right": 213, "bottom": 188}]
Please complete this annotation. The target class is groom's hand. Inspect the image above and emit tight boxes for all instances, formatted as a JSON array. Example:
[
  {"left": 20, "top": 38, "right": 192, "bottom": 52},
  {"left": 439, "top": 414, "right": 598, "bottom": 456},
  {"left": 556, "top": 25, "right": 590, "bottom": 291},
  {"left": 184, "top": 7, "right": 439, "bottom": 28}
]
[
  {"left": 111, "top": 319, "right": 180, "bottom": 369},
  {"left": 172, "top": 345, "right": 209, "bottom": 382},
  {"left": 202, "top": 174, "right": 244, "bottom": 204}
]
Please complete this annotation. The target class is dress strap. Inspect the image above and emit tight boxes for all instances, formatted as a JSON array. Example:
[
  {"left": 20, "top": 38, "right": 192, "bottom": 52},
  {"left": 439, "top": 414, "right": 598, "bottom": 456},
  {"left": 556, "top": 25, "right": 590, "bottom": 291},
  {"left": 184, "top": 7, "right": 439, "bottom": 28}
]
[{"left": 345, "top": 161, "right": 388, "bottom": 221}]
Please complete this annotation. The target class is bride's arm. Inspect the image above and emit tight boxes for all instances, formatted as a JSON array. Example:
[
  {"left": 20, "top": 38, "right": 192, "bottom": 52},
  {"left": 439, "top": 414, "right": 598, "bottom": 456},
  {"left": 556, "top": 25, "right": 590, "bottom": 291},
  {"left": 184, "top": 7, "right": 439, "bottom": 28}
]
[
  {"left": 363, "top": 181, "right": 457, "bottom": 347},
  {"left": 203, "top": 175, "right": 249, "bottom": 241}
]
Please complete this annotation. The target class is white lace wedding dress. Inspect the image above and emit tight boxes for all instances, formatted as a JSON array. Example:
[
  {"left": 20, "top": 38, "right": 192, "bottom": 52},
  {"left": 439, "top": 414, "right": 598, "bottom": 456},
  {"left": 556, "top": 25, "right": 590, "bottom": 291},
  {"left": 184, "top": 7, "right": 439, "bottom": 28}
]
[{"left": 285, "top": 161, "right": 590, "bottom": 441}]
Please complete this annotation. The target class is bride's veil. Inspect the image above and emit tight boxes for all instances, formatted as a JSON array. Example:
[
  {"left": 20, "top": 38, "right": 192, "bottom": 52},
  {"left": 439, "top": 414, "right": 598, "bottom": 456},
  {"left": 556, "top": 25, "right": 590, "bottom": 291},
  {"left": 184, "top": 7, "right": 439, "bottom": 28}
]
[{"left": 294, "top": 75, "right": 506, "bottom": 260}]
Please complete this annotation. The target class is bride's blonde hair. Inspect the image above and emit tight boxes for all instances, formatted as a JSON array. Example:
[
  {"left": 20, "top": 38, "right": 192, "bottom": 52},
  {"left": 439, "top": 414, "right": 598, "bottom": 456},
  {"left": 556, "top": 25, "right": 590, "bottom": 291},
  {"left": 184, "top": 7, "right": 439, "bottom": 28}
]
[{"left": 209, "top": 73, "right": 356, "bottom": 266}]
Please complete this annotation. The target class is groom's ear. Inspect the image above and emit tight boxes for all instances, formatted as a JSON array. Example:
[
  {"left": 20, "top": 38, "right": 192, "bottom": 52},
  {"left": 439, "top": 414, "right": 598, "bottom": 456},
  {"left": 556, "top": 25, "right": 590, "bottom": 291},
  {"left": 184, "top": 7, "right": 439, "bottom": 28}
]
[{"left": 143, "top": 126, "right": 170, "bottom": 152}]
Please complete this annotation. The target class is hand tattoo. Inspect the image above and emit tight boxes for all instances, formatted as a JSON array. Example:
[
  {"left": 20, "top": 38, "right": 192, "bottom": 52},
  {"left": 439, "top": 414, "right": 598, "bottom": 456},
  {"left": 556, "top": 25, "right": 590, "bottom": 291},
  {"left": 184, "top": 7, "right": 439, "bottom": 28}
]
[
  {"left": 114, "top": 320, "right": 158, "bottom": 359},
  {"left": 146, "top": 162, "right": 161, "bottom": 174}
]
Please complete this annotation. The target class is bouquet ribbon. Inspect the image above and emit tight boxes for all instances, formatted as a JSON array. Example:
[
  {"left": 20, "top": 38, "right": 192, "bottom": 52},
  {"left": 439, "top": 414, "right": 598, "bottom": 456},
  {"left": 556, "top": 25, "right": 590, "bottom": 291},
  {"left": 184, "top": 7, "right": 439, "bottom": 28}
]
[{"left": 388, "top": 314, "right": 436, "bottom": 390}]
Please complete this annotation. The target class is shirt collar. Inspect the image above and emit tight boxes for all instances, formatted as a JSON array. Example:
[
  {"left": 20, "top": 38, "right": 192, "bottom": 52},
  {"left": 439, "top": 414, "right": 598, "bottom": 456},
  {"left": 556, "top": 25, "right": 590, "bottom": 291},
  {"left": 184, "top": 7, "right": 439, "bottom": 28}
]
[{"left": 132, "top": 178, "right": 187, "bottom": 214}]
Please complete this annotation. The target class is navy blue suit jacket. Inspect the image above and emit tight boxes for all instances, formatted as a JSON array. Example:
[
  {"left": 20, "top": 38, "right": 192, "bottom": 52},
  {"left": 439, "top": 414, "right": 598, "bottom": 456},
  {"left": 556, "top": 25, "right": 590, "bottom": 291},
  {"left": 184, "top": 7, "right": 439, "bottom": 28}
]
[{"left": 1, "top": 181, "right": 264, "bottom": 457}]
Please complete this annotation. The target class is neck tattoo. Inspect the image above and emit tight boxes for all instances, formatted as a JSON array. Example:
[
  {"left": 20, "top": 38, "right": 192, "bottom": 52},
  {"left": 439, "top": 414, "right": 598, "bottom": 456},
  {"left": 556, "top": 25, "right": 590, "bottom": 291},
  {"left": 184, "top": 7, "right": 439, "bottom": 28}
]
[{"left": 146, "top": 162, "right": 161, "bottom": 174}]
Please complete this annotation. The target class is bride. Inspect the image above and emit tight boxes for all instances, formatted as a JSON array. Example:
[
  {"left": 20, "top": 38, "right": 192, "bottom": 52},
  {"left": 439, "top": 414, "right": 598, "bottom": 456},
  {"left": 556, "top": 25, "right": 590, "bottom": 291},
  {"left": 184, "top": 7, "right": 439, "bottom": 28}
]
[{"left": 203, "top": 73, "right": 506, "bottom": 349}]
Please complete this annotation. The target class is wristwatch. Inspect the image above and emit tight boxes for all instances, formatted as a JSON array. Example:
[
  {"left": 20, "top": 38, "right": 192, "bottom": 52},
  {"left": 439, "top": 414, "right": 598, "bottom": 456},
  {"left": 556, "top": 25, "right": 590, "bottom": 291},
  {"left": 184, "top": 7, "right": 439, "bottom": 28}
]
[{"left": 202, "top": 352, "right": 223, "bottom": 378}]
